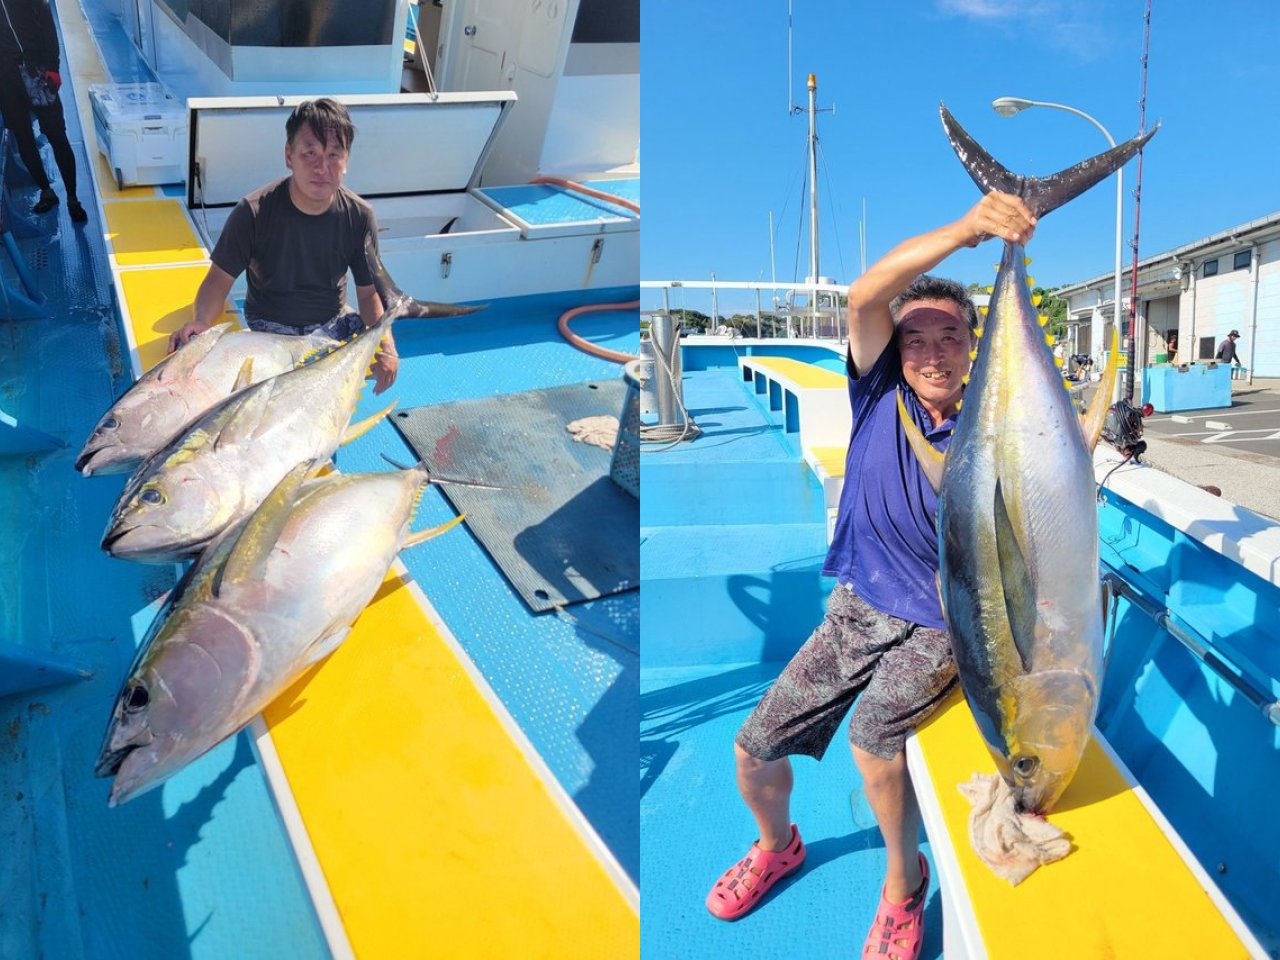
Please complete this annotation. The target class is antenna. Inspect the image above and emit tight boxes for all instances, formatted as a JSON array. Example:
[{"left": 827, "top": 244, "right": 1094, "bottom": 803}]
[
  {"left": 769, "top": 210, "right": 778, "bottom": 304},
  {"left": 1124, "top": 0, "right": 1153, "bottom": 401},
  {"left": 860, "top": 197, "right": 867, "bottom": 276}
]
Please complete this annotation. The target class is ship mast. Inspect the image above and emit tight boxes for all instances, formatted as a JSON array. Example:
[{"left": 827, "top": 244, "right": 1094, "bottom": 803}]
[{"left": 806, "top": 73, "right": 820, "bottom": 287}]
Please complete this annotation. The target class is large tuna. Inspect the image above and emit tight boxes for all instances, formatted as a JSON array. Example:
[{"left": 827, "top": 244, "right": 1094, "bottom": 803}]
[
  {"left": 100, "top": 242, "right": 479, "bottom": 562},
  {"left": 94, "top": 459, "right": 464, "bottom": 806},
  {"left": 901, "top": 105, "right": 1156, "bottom": 813},
  {"left": 75, "top": 325, "right": 334, "bottom": 477}
]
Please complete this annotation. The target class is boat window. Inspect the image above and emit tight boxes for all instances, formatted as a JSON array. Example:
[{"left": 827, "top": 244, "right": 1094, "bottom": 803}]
[
  {"left": 1202, "top": 259, "right": 1219, "bottom": 278},
  {"left": 1233, "top": 251, "right": 1251, "bottom": 271}
]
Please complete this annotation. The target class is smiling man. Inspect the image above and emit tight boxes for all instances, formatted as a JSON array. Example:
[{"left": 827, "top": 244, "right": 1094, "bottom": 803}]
[
  {"left": 169, "top": 98, "right": 397, "bottom": 393},
  {"left": 706, "top": 191, "right": 1036, "bottom": 960}
]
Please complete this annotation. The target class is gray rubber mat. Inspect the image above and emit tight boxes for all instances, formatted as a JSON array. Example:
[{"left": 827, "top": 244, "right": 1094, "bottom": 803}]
[{"left": 392, "top": 379, "right": 639, "bottom": 612}]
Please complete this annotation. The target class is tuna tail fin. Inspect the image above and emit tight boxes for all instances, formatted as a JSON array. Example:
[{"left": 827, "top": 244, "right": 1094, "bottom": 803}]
[
  {"left": 939, "top": 103, "right": 1158, "bottom": 219},
  {"left": 362, "top": 232, "right": 487, "bottom": 325}
]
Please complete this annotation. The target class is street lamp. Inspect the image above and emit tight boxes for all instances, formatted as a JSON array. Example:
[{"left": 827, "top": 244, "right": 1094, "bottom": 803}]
[{"left": 992, "top": 97, "right": 1125, "bottom": 400}]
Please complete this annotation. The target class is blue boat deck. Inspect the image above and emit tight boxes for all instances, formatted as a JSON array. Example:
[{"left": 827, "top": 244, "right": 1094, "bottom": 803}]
[{"left": 641, "top": 349, "right": 1279, "bottom": 959}]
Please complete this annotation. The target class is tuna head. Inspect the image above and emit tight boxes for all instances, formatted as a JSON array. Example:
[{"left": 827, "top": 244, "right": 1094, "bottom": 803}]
[
  {"left": 102, "top": 455, "right": 241, "bottom": 562},
  {"left": 76, "top": 389, "right": 189, "bottom": 477},
  {"left": 987, "top": 669, "right": 1097, "bottom": 814},
  {"left": 95, "top": 605, "right": 256, "bottom": 806}
]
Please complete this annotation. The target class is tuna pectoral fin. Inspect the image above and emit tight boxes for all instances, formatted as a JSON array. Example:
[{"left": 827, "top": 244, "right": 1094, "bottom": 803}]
[
  {"left": 341, "top": 400, "right": 398, "bottom": 446},
  {"left": 994, "top": 479, "right": 1039, "bottom": 672},
  {"left": 212, "top": 459, "right": 316, "bottom": 597},
  {"left": 403, "top": 514, "right": 466, "bottom": 549},
  {"left": 231, "top": 357, "right": 255, "bottom": 392},
  {"left": 214, "top": 379, "right": 278, "bottom": 449},
  {"left": 1078, "top": 327, "right": 1122, "bottom": 452},
  {"left": 896, "top": 391, "right": 945, "bottom": 493},
  {"left": 940, "top": 104, "right": 1158, "bottom": 220}
]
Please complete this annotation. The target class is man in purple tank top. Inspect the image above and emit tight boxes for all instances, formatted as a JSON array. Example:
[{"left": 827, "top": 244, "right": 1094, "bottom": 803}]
[{"left": 705, "top": 190, "right": 1039, "bottom": 959}]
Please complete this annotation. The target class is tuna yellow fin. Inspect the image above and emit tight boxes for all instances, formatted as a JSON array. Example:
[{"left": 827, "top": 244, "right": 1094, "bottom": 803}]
[
  {"left": 231, "top": 357, "right": 255, "bottom": 393},
  {"left": 896, "top": 390, "right": 946, "bottom": 494},
  {"left": 402, "top": 514, "right": 465, "bottom": 549},
  {"left": 212, "top": 459, "right": 316, "bottom": 597},
  {"left": 1079, "top": 328, "right": 1122, "bottom": 452},
  {"left": 341, "top": 400, "right": 398, "bottom": 446}
]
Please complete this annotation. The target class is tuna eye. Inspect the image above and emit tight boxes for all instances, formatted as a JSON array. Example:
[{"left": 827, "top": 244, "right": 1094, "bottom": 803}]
[
  {"left": 140, "top": 488, "right": 165, "bottom": 505},
  {"left": 1013, "top": 755, "right": 1039, "bottom": 778},
  {"left": 103, "top": 417, "right": 119, "bottom": 429},
  {"left": 124, "top": 683, "right": 150, "bottom": 712}
]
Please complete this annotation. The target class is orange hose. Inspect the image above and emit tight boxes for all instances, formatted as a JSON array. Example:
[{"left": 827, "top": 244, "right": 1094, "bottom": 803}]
[
  {"left": 529, "top": 176, "right": 639, "bottom": 215},
  {"left": 558, "top": 300, "right": 640, "bottom": 364}
]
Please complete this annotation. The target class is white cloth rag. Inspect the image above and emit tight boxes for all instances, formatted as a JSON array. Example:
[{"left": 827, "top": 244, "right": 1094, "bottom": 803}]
[
  {"left": 566, "top": 415, "right": 619, "bottom": 451},
  {"left": 958, "top": 773, "right": 1073, "bottom": 885}
]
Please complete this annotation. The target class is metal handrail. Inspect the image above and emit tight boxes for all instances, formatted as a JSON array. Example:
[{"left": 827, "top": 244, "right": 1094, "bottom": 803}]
[{"left": 1101, "top": 564, "right": 1280, "bottom": 726}]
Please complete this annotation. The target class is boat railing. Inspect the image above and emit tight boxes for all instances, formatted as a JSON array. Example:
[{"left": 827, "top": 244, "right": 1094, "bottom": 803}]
[
  {"left": 640, "top": 279, "right": 847, "bottom": 341},
  {"left": 1102, "top": 564, "right": 1280, "bottom": 726}
]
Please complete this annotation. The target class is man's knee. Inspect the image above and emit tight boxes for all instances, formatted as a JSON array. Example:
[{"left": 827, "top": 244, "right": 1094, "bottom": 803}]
[{"left": 852, "top": 742, "right": 905, "bottom": 787}]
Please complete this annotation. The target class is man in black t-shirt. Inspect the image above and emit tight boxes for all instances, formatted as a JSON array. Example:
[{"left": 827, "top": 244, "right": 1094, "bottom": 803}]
[{"left": 168, "top": 98, "right": 398, "bottom": 393}]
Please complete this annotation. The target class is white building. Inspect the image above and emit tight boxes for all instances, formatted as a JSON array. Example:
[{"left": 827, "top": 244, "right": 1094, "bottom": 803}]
[{"left": 1056, "top": 211, "right": 1280, "bottom": 383}]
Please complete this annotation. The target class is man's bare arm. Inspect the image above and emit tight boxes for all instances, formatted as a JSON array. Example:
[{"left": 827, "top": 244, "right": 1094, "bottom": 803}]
[{"left": 846, "top": 192, "right": 1037, "bottom": 375}]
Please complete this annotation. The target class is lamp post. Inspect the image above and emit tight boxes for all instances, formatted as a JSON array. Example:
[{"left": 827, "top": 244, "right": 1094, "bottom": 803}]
[{"left": 992, "top": 97, "right": 1125, "bottom": 401}]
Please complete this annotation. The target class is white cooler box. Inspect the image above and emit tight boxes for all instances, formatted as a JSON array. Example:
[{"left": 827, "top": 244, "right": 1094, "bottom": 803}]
[{"left": 90, "top": 83, "right": 187, "bottom": 188}]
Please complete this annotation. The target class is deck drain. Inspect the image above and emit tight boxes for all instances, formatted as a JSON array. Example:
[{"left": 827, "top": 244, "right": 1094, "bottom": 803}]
[{"left": 32, "top": 247, "right": 49, "bottom": 270}]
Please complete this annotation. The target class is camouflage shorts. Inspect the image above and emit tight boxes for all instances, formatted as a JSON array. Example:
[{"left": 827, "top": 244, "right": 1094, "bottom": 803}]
[
  {"left": 245, "top": 311, "right": 364, "bottom": 341},
  {"left": 736, "top": 583, "right": 957, "bottom": 762}
]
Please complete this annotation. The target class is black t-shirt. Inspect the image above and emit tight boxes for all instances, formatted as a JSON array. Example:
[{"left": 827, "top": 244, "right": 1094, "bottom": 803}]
[{"left": 210, "top": 178, "right": 378, "bottom": 330}]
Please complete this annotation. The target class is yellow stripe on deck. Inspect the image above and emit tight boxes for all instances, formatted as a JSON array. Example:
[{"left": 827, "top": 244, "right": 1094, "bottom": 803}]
[
  {"left": 745, "top": 355, "right": 846, "bottom": 389},
  {"left": 104, "top": 199, "right": 205, "bottom": 266},
  {"left": 914, "top": 690, "right": 1250, "bottom": 957},
  {"left": 118, "top": 265, "right": 240, "bottom": 371},
  {"left": 810, "top": 445, "right": 847, "bottom": 479},
  {"left": 262, "top": 572, "right": 638, "bottom": 958}
]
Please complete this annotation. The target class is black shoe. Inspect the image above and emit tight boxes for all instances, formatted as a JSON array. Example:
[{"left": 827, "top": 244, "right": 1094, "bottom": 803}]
[
  {"left": 32, "top": 189, "right": 58, "bottom": 214},
  {"left": 68, "top": 200, "right": 87, "bottom": 223}
]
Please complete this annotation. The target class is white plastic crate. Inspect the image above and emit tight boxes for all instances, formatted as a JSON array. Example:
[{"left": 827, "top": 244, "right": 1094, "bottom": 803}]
[{"left": 89, "top": 83, "right": 187, "bottom": 188}]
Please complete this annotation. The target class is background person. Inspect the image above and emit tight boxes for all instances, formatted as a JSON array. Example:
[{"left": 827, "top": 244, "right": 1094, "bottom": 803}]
[
  {"left": 1216, "top": 329, "right": 1242, "bottom": 368},
  {"left": 168, "top": 97, "right": 398, "bottom": 394},
  {"left": 0, "top": 0, "right": 87, "bottom": 222}
]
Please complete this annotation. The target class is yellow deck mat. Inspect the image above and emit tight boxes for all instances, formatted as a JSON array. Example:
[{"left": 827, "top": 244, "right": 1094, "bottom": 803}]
[
  {"left": 104, "top": 199, "right": 205, "bottom": 266},
  {"left": 809, "top": 444, "right": 847, "bottom": 479},
  {"left": 117, "top": 265, "right": 239, "bottom": 372},
  {"left": 914, "top": 689, "right": 1250, "bottom": 957},
  {"left": 263, "top": 572, "right": 638, "bottom": 958},
  {"left": 744, "top": 355, "right": 846, "bottom": 390}
]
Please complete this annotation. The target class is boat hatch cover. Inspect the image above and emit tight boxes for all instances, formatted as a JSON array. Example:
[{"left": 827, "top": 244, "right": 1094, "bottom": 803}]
[
  {"left": 186, "top": 91, "right": 517, "bottom": 209},
  {"left": 391, "top": 379, "right": 639, "bottom": 612}
]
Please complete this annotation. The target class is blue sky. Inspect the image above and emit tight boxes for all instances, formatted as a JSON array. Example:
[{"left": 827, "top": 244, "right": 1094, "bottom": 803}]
[{"left": 641, "top": 1, "right": 1279, "bottom": 311}]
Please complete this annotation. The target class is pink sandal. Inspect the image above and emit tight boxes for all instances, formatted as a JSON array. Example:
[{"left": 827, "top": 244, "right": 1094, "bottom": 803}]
[
  {"left": 705, "top": 824, "right": 806, "bottom": 920},
  {"left": 863, "top": 853, "right": 929, "bottom": 959}
]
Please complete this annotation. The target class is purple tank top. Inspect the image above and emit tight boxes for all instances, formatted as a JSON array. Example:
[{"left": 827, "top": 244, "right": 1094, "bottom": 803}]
[{"left": 821, "top": 342, "right": 956, "bottom": 628}]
